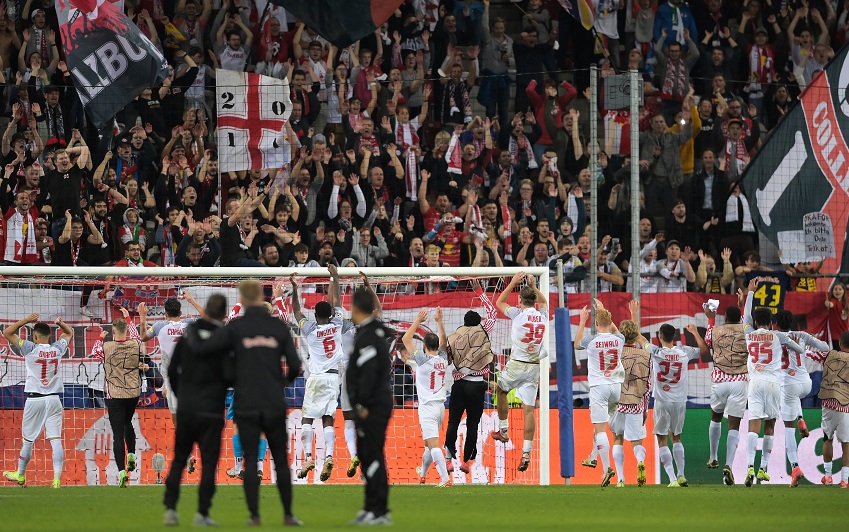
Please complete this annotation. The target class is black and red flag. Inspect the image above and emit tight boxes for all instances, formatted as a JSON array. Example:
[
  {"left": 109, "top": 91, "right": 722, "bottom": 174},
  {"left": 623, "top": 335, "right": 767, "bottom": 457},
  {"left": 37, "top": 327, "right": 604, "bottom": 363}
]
[
  {"left": 742, "top": 44, "right": 849, "bottom": 285},
  {"left": 271, "top": 0, "right": 403, "bottom": 48},
  {"left": 55, "top": 0, "right": 169, "bottom": 129}
]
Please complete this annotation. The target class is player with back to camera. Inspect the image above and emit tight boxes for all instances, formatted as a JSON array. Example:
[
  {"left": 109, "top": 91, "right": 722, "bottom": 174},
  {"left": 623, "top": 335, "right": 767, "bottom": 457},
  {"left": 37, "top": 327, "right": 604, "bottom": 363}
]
[
  {"left": 608, "top": 300, "right": 651, "bottom": 488},
  {"left": 162, "top": 293, "right": 229, "bottom": 527},
  {"left": 641, "top": 320, "right": 708, "bottom": 487},
  {"left": 703, "top": 299, "right": 748, "bottom": 485},
  {"left": 291, "top": 265, "right": 345, "bottom": 482},
  {"left": 3, "top": 313, "right": 72, "bottom": 488},
  {"left": 741, "top": 279, "right": 804, "bottom": 487},
  {"left": 809, "top": 330, "right": 849, "bottom": 488},
  {"left": 774, "top": 309, "right": 831, "bottom": 487},
  {"left": 490, "top": 272, "right": 548, "bottom": 473},
  {"left": 402, "top": 308, "right": 452, "bottom": 487},
  {"left": 574, "top": 299, "right": 625, "bottom": 487}
]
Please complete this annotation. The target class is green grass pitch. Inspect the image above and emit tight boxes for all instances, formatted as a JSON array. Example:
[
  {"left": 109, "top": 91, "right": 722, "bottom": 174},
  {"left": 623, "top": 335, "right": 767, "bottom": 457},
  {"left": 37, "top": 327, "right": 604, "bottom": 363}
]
[{"left": 1, "top": 484, "right": 848, "bottom": 530}]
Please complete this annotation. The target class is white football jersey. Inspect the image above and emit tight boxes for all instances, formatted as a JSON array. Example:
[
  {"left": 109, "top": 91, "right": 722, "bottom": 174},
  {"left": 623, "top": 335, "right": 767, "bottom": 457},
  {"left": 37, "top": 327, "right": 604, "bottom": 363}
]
[
  {"left": 744, "top": 327, "right": 802, "bottom": 384},
  {"left": 783, "top": 331, "right": 830, "bottom": 385},
  {"left": 19, "top": 338, "right": 69, "bottom": 395},
  {"left": 505, "top": 306, "right": 548, "bottom": 363},
  {"left": 578, "top": 332, "right": 626, "bottom": 386},
  {"left": 647, "top": 344, "right": 701, "bottom": 403},
  {"left": 412, "top": 349, "right": 449, "bottom": 404},
  {"left": 300, "top": 307, "right": 345, "bottom": 374},
  {"left": 148, "top": 319, "right": 193, "bottom": 372}
]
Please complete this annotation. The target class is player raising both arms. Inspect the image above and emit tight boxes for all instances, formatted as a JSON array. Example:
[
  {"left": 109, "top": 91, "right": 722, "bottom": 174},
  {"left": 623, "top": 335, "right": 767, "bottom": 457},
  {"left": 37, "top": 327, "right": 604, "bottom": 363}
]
[
  {"left": 574, "top": 299, "right": 624, "bottom": 487},
  {"left": 774, "top": 310, "right": 831, "bottom": 487},
  {"left": 3, "top": 314, "right": 73, "bottom": 488},
  {"left": 742, "top": 281, "right": 804, "bottom": 487},
  {"left": 292, "top": 266, "right": 345, "bottom": 482},
  {"left": 491, "top": 272, "right": 548, "bottom": 473},
  {"left": 704, "top": 301, "right": 748, "bottom": 485},
  {"left": 609, "top": 300, "right": 651, "bottom": 488},
  {"left": 402, "top": 308, "right": 451, "bottom": 487}
]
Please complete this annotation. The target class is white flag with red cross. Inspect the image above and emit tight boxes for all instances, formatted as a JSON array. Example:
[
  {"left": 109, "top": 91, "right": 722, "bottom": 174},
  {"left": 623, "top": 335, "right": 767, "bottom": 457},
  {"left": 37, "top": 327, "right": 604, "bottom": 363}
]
[{"left": 216, "top": 70, "right": 292, "bottom": 173}]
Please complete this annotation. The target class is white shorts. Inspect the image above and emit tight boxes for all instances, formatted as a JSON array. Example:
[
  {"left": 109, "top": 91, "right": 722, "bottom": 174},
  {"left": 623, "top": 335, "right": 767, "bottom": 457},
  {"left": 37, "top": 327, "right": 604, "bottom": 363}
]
[
  {"left": 22, "top": 395, "right": 63, "bottom": 441},
  {"left": 748, "top": 379, "right": 781, "bottom": 420},
  {"left": 302, "top": 373, "right": 340, "bottom": 419},
  {"left": 822, "top": 408, "right": 849, "bottom": 443},
  {"left": 497, "top": 360, "right": 540, "bottom": 407},
  {"left": 163, "top": 379, "right": 177, "bottom": 415},
  {"left": 609, "top": 410, "right": 646, "bottom": 441},
  {"left": 710, "top": 380, "right": 749, "bottom": 419},
  {"left": 653, "top": 400, "right": 687, "bottom": 436},
  {"left": 781, "top": 380, "right": 812, "bottom": 422},
  {"left": 418, "top": 401, "right": 445, "bottom": 440},
  {"left": 589, "top": 384, "right": 621, "bottom": 424},
  {"left": 339, "top": 370, "right": 352, "bottom": 411}
]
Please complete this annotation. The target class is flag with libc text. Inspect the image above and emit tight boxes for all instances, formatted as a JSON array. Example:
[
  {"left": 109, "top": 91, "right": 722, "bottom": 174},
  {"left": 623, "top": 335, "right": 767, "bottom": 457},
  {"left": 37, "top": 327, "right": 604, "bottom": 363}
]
[
  {"left": 55, "top": 0, "right": 168, "bottom": 129},
  {"left": 216, "top": 70, "right": 293, "bottom": 173}
]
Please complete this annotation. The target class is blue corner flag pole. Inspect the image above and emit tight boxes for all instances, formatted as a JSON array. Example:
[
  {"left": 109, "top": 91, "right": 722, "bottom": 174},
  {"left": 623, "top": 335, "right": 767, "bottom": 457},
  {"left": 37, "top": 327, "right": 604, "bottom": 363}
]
[{"left": 555, "top": 307, "right": 574, "bottom": 480}]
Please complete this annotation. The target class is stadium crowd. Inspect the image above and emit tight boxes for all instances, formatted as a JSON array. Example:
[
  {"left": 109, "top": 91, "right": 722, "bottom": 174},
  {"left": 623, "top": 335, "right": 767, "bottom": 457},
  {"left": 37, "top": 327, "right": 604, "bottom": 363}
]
[{"left": 0, "top": 0, "right": 839, "bottom": 295}]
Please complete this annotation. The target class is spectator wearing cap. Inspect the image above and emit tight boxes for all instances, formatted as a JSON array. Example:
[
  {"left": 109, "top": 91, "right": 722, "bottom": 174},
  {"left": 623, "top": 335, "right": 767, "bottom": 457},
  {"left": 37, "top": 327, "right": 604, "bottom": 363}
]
[
  {"left": 718, "top": 118, "right": 756, "bottom": 181},
  {"left": 22, "top": 8, "right": 59, "bottom": 71},
  {"left": 37, "top": 85, "right": 68, "bottom": 147},
  {"left": 665, "top": 199, "right": 705, "bottom": 254},
  {"left": 742, "top": 26, "right": 777, "bottom": 120},
  {"left": 656, "top": 239, "right": 695, "bottom": 293},
  {"left": 715, "top": 96, "right": 759, "bottom": 153},
  {"left": 317, "top": 240, "right": 339, "bottom": 268},
  {"left": 653, "top": 28, "right": 699, "bottom": 126}
]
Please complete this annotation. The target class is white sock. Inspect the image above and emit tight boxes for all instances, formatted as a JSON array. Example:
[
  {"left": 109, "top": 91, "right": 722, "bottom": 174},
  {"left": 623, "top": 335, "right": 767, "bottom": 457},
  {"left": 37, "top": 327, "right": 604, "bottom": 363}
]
[
  {"left": 785, "top": 427, "right": 799, "bottom": 466},
  {"left": 302, "top": 423, "right": 314, "bottom": 460},
  {"left": 761, "top": 435, "right": 774, "bottom": 472},
  {"left": 50, "top": 439, "right": 64, "bottom": 481},
  {"left": 594, "top": 432, "right": 611, "bottom": 470},
  {"left": 708, "top": 421, "right": 721, "bottom": 462},
  {"left": 659, "top": 446, "right": 676, "bottom": 482},
  {"left": 672, "top": 442, "right": 685, "bottom": 479},
  {"left": 257, "top": 460, "right": 263, "bottom": 474},
  {"left": 18, "top": 440, "right": 33, "bottom": 475},
  {"left": 746, "top": 432, "right": 759, "bottom": 467},
  {"left": 612, "top": 445, "right": 625, "bottom": 482},
  {"left": 842, "top": 466, "right": 849, "bottom": 482},
  {"left": 824, "top": 462, "right": 833, "bottom": 475},
  {"left": 590, "top": 445, "right": 599, "bottom": 459},
  {"left": 421, "top": 448, "right": 433, "bottom": 476},
  {"left": 523, "top": 440, "right": 533, "bottom": 454},
  {"left": 726, "top": 430, "right": 740, "bottom": 467},
  {"left": 633, "top": 444, "right": 646, "bottom": 463},
  {"left": 234, "top": 457, "right": 243, "bottom": 472},
  {"left": 324, "top": 426, "right": 335, "bottom": 459},
  {"left": 499, "top": 419, "right": 509, "bottom": 433},
  {"left": 344, "top": 420, "right": 357, "bottom": 457},
  {"left": 431, "top": 447, "right": 449, "bottom": 483}
]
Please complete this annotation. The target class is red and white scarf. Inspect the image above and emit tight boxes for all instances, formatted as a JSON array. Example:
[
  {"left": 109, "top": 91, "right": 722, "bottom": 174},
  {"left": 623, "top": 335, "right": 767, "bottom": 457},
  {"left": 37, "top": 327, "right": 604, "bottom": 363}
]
[
  {"left": 3, "top": 209, "right": 37, "bottom": 263},
  {"left": 509, "top": 135, "right": 538, "bottom": 169},
  {"left": 661, "top": 58, "right": 687, "bottom": 102},
  {"left": 501, "top": 201, "right": 512, "bottom": 262},
  {"left": 445, "top": 132, "right": 462, "bottom": 174},
  {"left": 359, "top": 135, "right": 380, "bottom": 157},
  {"left": 724, "top": 137, "right": 748, "bottom": 173},
  {"left": 746, "top": 44, "right": 774, "bottom": 94},
  {"left": 396, "top": 120, "right": 420, "bottom": 200}
]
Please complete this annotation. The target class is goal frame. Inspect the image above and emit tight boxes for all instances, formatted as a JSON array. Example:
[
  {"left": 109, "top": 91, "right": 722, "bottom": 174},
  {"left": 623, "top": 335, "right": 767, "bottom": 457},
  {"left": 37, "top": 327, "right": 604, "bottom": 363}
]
[{"left": 0, "top": 265, "right": 551, "bottom": 486}]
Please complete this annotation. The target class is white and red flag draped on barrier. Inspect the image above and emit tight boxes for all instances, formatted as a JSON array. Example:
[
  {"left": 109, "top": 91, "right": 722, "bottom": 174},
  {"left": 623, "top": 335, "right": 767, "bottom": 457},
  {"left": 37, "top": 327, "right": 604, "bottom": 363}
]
[{"left": 215, "top": 70, "right": 293, "bottom": 173}]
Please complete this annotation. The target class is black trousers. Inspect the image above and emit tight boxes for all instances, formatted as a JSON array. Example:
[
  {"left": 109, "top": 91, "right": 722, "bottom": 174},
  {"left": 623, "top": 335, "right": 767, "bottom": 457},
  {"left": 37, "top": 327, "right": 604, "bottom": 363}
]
[
  {"left": 356, "top": 408, "right": 391, "bottom": 517},
  {"left": 234, "top": 408, "right": 293, "bottom": 519},
  {"left": 106, "top": 397, "right": 138, "bottom": 471},
  {"left": 163, "top": 413, "right": 225, "bottom": 516},
  {"left": 445, "top": 379, "right": 488, "bottom": 462}
]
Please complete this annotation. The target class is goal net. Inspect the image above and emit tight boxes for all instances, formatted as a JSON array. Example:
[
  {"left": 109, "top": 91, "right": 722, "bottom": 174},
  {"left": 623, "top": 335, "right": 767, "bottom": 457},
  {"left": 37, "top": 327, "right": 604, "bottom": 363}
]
[{"left": 0, "top": 266, "right": 551, "bottom": 487}]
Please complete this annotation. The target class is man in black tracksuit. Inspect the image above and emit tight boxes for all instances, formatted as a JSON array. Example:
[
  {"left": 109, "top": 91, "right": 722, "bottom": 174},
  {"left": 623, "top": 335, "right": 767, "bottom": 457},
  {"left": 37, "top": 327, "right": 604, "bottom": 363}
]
[
  {"left": 346, "top": 287, "right": 394, "bottom": 526},
  {"left": 205, "top": 280, "right": 302, "bottom": 527},
  {"left": 163, "top": 294, "right": 229, "bottom": 527}
]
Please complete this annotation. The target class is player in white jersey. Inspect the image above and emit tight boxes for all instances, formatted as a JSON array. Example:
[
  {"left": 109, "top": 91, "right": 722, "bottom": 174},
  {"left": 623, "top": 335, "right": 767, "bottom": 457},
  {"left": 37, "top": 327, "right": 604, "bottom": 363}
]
[
  {"left": 292, "top": 267, "right": 345, "bottom": 482},
  {"left": 139, "top": 292, "right": 203, "bottom": 424},
  {"left": 339, "top": 271, "right": 382, "bottom": 479},
  {"left": 3, "top": 313, "right": 73, "bottom": 488},
  {"left": 774, "top": 310, "right": 831, "bottom": 486},
  {"left": 574, "top": 300, "right": 625, "bottom": 486},
  {"left": 490, "top": 272, "right": 548, "bottom": 473},
  {"left": 742, "top": 283, "right": 804, "bottom": 487},
  {"left": 402, "top": 308, "right": 452, "bottom": 487},
  {"left": 643, "top": 323, "right": 707, "bottom": 487}
]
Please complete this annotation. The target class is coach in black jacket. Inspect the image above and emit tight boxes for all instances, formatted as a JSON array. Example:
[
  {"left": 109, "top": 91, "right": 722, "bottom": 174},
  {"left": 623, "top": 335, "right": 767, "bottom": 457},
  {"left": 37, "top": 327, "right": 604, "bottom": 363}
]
[
  {"left": 163, "top": 294, "right": 228, "bottom": 527},
  {"left": 205, "top": 280, "right": 302, "bottom": 527},
  {"left": 347, "top": 287, "right": 394, "bottom": 526}
]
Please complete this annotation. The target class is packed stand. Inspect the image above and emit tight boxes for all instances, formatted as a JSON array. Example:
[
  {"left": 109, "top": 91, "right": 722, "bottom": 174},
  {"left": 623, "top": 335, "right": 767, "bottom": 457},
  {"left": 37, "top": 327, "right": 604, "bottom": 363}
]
[{"left": 0, "top": 0, "right": 835, "bottom": 296}]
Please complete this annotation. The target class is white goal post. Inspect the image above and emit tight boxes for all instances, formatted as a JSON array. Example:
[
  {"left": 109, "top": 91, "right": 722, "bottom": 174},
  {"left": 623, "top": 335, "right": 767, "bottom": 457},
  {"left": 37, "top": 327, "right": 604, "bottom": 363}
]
[{"left": 0, "top": 266, "right": 551, "bottom": 486}]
